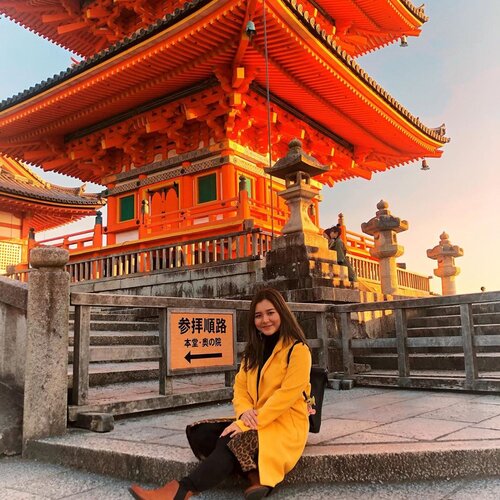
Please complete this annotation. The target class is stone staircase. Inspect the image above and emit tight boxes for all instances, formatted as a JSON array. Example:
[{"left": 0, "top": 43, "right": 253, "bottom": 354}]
[
  {"left": 354, "top": 301, "right": 500, "bottom": 374},
  {"left": 68, "top": 308, "right": 161, "bottom": 389},
  {"left": 67, "top": 306, "right": 232, "bottom": 420}
]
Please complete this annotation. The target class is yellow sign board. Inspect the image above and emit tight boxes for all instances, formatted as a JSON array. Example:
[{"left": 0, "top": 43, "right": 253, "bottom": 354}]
[{"left": 167, "top": 308, "right": 236, "bottom": 374}]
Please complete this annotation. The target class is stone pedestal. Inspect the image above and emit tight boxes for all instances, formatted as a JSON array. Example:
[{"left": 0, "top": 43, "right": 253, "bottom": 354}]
[
  {"left": 427, "top": 232, "right": 463, "bottom": 295},
  {"left": 361, "top": 200, "right": 408, "bottom": 296},
  {"left": 263, "top": 140, "right": 355, "bottom": 302},
  {"left": 23, "top": 247, "right": 69, "bottom": 451}
]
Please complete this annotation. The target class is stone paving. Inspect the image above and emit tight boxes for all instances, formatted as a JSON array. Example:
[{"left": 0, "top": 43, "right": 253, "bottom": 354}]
[
  {"left": 3, "top": 387, "right": 500, "bottom": 498},
  {"left": 1, "top": 457, "right": 500, "bottom": 499},
  {"left": 69, "top": 387, "right": 500, "bottom": 452}
]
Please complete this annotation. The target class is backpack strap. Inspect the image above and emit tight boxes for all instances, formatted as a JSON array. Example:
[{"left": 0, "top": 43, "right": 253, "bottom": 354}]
[
  {"left": 286, "top": 340, "right": 303, "bottom": 365},
  {"left": 286, "top": 340, "right": 309, "bottom": 403}
]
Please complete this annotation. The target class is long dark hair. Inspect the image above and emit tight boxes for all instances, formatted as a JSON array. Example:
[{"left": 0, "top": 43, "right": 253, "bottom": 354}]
[{"left": 242, "top": 288, "right": 307, "bottom": 371}]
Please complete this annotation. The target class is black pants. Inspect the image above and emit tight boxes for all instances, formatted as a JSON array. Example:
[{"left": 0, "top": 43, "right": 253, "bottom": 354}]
[{"left": 178, "top": 434, "right": 240, "bottom": 496}]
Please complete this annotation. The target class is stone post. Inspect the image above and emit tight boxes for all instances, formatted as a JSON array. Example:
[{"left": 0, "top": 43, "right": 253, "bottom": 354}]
[
  {"left": 427, "top": 232, "right": 464, "bottom": 295},
  {"left": 361, "top": 200, "right": 408, "bottom": 296},
  {"left": 23, "top": 247, "right": 69, "bottom": 451}
]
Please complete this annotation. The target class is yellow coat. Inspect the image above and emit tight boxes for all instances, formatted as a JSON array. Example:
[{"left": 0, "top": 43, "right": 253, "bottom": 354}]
[{"left": 233, "top": 338, "right": 311, "bottom": 487}]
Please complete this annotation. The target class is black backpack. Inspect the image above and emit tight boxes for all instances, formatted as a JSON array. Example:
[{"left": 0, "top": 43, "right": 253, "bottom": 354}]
[{"left": 287, "top": 341, "right": 328, "bottom": 433}]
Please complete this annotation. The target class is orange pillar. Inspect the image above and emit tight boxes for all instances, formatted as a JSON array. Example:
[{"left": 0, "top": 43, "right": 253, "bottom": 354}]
[
  {"left": 92, "top": 211, "right": 103, "bottom": 248},
  {"left": 106, "top": 194, "right": 117, "bottom": 245},
  {"left": 238, "top": 175, "right": 250, "bottom": 220},
  {"left": 222, "top": 163, "right": 236, "bottom": 201},
  {"left": 338, "top": 212, "right": 347, "bottom": 245}
]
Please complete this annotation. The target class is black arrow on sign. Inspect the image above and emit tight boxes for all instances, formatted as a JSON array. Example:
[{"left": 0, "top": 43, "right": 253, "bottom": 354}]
[{"left": 185, "top": 351, "right": 223, "bottom": 363}]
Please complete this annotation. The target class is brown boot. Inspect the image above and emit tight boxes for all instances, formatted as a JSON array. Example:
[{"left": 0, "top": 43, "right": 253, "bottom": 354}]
[
  {"left": 246, "top": 469, "right": 260, "bottom": 487},
  {"left": 129, "top": 480, "right": 194, "bottom": 500},
  {"left": 244, "top": 484, "right": 271, "bottom": 500}
]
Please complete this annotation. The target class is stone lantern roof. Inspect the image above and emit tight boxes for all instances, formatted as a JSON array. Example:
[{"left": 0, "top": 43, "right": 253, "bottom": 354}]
[{"left": 265, "top": 139, "right": 328, "bottom": 181}]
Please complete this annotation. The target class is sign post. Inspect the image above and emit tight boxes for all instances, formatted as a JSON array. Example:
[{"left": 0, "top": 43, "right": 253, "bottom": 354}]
[{"left": 167, "top": 308, "right": 237, "bottom": 374}]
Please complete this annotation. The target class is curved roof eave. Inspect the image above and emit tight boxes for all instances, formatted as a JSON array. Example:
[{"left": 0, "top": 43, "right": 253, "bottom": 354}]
[
  {"left": 0, "top": 0, "right": 210, "bottom": 111},
  {"left": 0, "top": 0, "right": 448, "bottom": 147},
  {"left": 280, "top": 0, "right": 448, "bottom": 144}
]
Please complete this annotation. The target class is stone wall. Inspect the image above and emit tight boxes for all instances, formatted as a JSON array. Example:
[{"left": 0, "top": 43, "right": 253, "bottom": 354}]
[
  {"left": 71, "top": 257, "right": 265, "bottom": 299},
  {"left": 0, "top": 248, "right": 70, "bottom": 456},
  {"left": 0, "top": 277, "right": 28, "bottom": 391},
  {"left": 0, "top": 276, "right": 28, "bottom": 455}
]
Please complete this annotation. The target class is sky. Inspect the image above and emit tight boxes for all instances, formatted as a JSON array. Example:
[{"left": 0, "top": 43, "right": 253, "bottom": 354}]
[{"left": 0, "top": 1, "right": 499, "bottom": 294}]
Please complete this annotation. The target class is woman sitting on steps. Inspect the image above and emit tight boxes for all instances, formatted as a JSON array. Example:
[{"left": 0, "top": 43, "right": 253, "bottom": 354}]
[{"left": 129, "top": 287, "right": 312, "bottom": 499}]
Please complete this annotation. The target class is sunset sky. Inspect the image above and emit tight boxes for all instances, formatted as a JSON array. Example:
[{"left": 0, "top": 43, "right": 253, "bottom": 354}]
[{"left": 0, "top": 1, "right": 498, "bottom": 294}]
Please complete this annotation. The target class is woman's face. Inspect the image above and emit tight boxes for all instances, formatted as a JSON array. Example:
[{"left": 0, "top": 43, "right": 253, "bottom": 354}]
[{"left": 254, "top": 299, "right": 281, "bottom": 336}]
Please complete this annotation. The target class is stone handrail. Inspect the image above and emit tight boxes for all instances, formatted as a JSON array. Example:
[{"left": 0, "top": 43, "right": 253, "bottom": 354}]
[
  {"left": 349, "top": 254, "right": 380, "bottom": 282},
  {"left": 69, "top": 292, "right": 330, "bottom": 410},
  {"left": 0, "top": 248, "right": 70, "bottom": 455},
  {"left": 4, "top": 232, "right": 431, "bottom": 296},
  {"left": 68, "top": 290, "right": 500, "bottom": 415},
  {"left": 349, "top": 254, "right": 431, "bottom": 294},
  {"left": 335, "top": 291, "right": 500, "bottom": 392},
  {"left": 0, "top": 277, "right": 28, "bottom": 393},
  {"left": 397, "top": 267, "right": 431, "bottom": 292}
]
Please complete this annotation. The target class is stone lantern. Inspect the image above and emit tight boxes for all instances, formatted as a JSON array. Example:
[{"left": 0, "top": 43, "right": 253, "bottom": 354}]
[
  {"left": 361, "top": 200, "right": 408, "bottom": 296},
  {"left": 263, "top": 139, "right": 354, "bottom": 301},
  {"left": 427, "top": 232, "right": 464, "bottom": 295},
  {"left": 265, "top": 138, "right": 328, "bottom": 235}
]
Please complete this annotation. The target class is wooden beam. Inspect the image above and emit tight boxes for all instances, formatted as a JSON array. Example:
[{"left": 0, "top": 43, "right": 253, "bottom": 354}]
[
  {"left": 42, "top": 158, "right": 71, "bottom": 170},
  {"left": 232, "top": 66, "right": 246, "bottom": 88},
  {"left": 23, "top": 149, "right": 55, "bottom": 160},
  {"left": 86, "top": 6, "right": 109, "bottom": 19},
  {"left": 57, "top": 21, "right": 88, "bottom": 34},
  {"left": 42, "top": 13, "right": 72, "bottom": 23}
]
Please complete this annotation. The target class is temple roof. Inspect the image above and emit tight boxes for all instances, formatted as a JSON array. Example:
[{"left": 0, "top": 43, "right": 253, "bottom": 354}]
[
  {"left": 315, "top": 0, "right": 428, "bottom": 55},
  {"left": 0, "top": 0, "right": 448, "bottom": 184},
  {"left": 0, "top": 155, "right": 104, "bottom": 231},
  {"left": 0, "top": 0, "right": 428, "bottom": 57}
]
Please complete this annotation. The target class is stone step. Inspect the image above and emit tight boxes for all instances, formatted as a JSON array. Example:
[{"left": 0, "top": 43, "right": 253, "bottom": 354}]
[
  {"left": 68, "top": 345, "right": 161, "bottom": 364},
  {"left": 408, "top": 313, "right": 500, "bottom": 328},
  {"left": 352, "top": 371, "right": 500, "bottom": 392},
  {"left": 68, "top": 320, "right": 158, "bottom": 332},
  {"left": 69, "top": 312, "right": 144, "bottom": 322},
  {"left": 79, "top": 375, "right": 225, "bottom": 407},
  {"left": 406, "top": 325, "right": 500, "bottom": 337},
  {"left": 354, "top": 352, "right": 500, "bottom": 371},
  {"left": 24, "top": 418, "right": 500, "bottom": 486},
  {"left": 67, "top": 361, "right": 159, "bottom": 387},
  {"left": 420, "top": 302, "right": 500, "bottom": 317},
  {"left": 68, "top": 332, "right": 159, "bottom": 347}
]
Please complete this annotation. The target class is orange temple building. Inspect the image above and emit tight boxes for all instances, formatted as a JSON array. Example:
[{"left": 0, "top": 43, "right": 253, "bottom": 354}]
[
  {"left": 0, "top": 155, "right": 103, "bottom": 272},
  {"left": 0, "top": 0, "right": 448, "bottom": 284}
]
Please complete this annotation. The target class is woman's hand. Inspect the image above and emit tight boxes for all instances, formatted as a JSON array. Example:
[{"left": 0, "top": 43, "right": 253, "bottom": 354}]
[
  {"left": 307, "top": 404, "right": 316, "bottom": 416},
  {"left": 240, "top": 409, "right": 259, "bottom": 429},
  {"left": 220, "top": 422, "right": 243, "bottom": 438}
]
